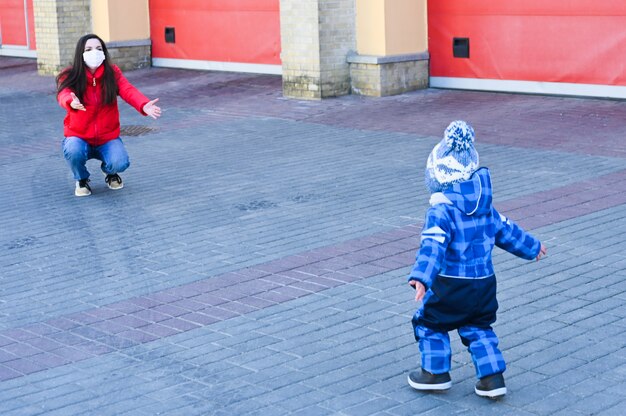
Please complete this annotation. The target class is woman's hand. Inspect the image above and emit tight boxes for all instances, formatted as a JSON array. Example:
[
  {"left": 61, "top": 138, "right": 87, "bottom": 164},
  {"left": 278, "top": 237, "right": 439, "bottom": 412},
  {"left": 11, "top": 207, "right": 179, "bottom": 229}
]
[
  {"left": 143, "top": 98, "right": 162, "bottom": 120},
  {"left": 409, "top": 280, "right": 426, "bottom": 302},
  {"left": 70, "top": 92, "right": 86, "bottom": 111}
]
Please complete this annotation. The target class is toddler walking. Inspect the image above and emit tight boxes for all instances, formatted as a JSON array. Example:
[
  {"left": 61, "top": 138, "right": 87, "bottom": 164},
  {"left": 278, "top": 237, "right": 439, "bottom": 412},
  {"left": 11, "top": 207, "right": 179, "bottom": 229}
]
[{"left": 407, "top": 120, "right": 546, "bottom": 398}]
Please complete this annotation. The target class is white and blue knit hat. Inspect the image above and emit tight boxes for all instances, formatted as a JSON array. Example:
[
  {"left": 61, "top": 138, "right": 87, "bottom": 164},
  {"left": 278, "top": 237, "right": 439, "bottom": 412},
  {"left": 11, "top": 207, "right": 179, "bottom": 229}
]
[{"left": 425, "top": 120, "right": 479, "bottom": 193}]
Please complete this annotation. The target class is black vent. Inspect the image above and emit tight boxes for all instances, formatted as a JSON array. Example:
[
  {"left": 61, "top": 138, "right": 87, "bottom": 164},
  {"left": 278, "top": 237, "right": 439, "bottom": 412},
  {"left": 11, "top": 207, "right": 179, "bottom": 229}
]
[
  {"left": 453, "top": 38, "right": 470, "bottom": 58},
  {"left": 165, "top": 27, "right": 176, "bottom": 44}
]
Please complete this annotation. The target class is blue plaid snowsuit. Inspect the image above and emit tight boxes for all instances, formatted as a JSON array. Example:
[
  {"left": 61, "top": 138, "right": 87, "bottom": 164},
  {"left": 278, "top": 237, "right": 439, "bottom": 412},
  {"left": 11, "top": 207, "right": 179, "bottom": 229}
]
[{"left": 409, "top": 167, "right": 541, "bottom": 379}]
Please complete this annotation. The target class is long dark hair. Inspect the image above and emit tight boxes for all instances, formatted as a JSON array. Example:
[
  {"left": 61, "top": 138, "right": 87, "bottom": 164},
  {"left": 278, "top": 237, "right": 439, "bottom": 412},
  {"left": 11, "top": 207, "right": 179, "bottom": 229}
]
[{"left": 56, "top": 34, "right": 118, "bottom": 105}]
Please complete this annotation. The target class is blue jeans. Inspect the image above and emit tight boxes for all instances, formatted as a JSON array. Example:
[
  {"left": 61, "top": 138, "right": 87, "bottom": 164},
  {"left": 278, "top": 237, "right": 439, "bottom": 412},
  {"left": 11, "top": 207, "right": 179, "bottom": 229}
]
[{"left": 62, "top": 137, "right": 130, "bottom": 181}]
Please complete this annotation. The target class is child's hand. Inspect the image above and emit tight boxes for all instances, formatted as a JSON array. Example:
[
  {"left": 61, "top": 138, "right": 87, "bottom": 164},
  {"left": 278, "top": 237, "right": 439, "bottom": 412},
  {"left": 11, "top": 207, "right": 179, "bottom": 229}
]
[
  {"left": 409, "top": 280, "right": 426, "bottom": 302},
  {"left": 536, "top": 243, "right": 547, "bottom": 261}
]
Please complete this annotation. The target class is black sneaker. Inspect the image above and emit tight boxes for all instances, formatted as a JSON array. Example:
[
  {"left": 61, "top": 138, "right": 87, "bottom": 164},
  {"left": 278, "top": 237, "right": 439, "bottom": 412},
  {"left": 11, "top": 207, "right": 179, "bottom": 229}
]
[
  {"left": 408, "top": 369, "right": 452, "bottom": 391},
  {"left": 475, "top": 373, "right": 507, "bottom": 398},
  {"left": 75, "top": 178, "right": 91, "bottom": 197},
  {"left": 105, "top": 173, "right": 123, "bottom": 190}
]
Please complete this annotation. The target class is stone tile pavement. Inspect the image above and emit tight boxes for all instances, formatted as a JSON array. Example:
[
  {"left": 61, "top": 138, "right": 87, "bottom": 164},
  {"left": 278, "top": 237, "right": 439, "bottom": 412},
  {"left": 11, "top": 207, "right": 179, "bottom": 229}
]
[{"left": 1, "top": 56, "right": 626, "bottom": 415}]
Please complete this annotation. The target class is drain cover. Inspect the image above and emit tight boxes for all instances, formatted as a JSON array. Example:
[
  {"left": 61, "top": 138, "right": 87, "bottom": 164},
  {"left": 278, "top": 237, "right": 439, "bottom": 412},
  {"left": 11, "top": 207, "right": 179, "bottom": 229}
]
[{"left": 120, "top": 125, "right": 157, "bottom": 136}]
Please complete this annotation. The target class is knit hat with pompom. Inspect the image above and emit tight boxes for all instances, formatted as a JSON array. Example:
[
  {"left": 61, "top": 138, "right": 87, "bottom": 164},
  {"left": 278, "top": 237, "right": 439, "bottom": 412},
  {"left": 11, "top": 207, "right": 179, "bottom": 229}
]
[{"left": 425, "top": 120, "right": 479, "bottom": 193}]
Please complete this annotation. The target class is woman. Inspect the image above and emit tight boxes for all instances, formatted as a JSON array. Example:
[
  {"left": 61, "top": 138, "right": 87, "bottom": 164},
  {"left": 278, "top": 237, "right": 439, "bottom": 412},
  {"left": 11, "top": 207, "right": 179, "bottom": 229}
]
[{"left": 56, "top": 34, "right": 161, "bottom": 196}]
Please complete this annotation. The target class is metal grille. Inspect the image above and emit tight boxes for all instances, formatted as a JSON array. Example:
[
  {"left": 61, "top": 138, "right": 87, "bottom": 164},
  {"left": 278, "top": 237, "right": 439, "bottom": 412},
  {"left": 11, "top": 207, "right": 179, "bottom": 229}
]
[{"left": 120, "top": 125, "right": 157, "bottom": 137}]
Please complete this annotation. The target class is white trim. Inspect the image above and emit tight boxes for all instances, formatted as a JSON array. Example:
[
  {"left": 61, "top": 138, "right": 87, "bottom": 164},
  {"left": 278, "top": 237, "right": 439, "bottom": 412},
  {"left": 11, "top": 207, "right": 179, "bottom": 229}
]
[
  {"left": 23, "top": 0, "right": 30, "bottom": 49},
  {"left": 152, "top": 57, "right": 282, "bottom": 75},
  {"left": 430, "top": 77, "right": 626, "bottom": 100},
  {"left": 0, "top": 46, "right": 36, "bottom": 58}
]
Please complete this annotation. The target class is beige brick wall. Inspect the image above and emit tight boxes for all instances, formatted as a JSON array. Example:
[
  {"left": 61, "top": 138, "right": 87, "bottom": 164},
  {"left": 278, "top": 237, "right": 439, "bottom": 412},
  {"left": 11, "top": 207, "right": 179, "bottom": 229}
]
[
  {"left": 33, "top": 0, "right": 92, "bottom": 75},
  {"left": 379, "top": 60, "right": 429, "bottom": 96},
  {"left": 280, "top": 0, "right": 355, "bottom": 99},
  {"left": 349, "top": 55, "right": 429, "bottom": 97},
  {"left": 350, "top": 63, "right": 382, "bottom": 96},
  {"left": 107, "top": 46, "right": 150, "bottom": 71},
  {"left": 318, "top": 0, "right": 355, "bottom": 97},
  {"left": 280, "top": 0, "right": 321, "bottom": 99},
  {"left": 107, "top": 41, "right": 151, "bottom": 71}
]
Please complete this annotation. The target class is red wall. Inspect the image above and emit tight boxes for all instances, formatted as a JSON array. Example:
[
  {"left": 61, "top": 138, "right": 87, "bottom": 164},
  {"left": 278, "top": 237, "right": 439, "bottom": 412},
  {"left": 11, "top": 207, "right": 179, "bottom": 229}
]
[
  {"left": 0, "top": 0, "right": 36, "bottom": 49},
  {"left": 428, "top": 0, "right": 626, "bottom": 86},
  {"left": 150, "top": 0, "right": 280, "bottom": 64}
]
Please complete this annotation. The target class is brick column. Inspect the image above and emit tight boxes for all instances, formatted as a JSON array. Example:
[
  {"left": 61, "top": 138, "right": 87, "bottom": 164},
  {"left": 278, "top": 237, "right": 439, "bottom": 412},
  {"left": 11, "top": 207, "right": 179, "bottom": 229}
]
[
  {"left": 33, "top": 0, "right": 92, "bottom": 75},
  {"left": 280, "top": 0, "right": 355, "bottom": 99},
  {"left": 349, "top": 0, "right": 429, "bottom": 97},
  {"left": 32, "top": 0, "right": 150, "bottom": 75},
  {"left": 91, "top": 0, "right": 151, "bottom": 71}
]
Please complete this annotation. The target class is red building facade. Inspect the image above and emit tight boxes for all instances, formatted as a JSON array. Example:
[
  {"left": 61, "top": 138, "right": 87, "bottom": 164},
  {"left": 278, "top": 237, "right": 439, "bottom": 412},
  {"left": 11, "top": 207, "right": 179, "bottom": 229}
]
[
  {"left": 0, "top": 0, "right": 36, "bottom": 57},
  {"left": 149, "top": 0, "right": 281, "bottom": 74},
  {"left": 2, "top": 0, "right": 625, "bottom": 98},
  {"left": 428, "top": 0, "right": 626, "bottom": 97}
]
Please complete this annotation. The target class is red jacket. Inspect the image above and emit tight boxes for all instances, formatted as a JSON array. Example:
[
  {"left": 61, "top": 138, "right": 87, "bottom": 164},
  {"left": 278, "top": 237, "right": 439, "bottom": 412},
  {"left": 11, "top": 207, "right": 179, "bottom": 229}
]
[{"left": 58, "top": 64, "right": 150, "bottom": 146}]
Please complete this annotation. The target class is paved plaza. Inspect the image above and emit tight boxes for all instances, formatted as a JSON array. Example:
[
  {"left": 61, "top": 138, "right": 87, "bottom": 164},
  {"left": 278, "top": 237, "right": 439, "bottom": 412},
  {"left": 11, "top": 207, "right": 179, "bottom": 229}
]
[{"left": 1, "top": 56, "right": 626, "bottom": 415}]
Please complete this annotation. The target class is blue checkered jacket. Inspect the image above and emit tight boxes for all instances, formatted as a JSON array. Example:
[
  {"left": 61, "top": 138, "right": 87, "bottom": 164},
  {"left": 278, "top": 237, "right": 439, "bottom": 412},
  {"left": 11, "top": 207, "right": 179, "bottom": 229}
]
[{"left": 408, "top": 167, "right": 541, "bottom": 289}]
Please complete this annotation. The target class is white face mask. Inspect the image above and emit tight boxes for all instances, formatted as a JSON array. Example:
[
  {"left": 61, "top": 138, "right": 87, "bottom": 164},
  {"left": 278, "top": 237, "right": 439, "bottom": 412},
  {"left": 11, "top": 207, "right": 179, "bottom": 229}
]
[{"left": 83, "top": 49, "right": 105, "bottom": 69}]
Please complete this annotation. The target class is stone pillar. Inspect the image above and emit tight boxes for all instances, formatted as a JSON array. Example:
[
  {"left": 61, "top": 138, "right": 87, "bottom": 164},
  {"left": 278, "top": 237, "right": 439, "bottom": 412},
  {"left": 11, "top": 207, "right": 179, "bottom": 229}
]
[
  {"left": 33, "top": 0, "right": 92, "bottom": 75},
  {"left": 91, "top": 0, "right": 151, "bottom": 71},
  {"left": 32, "top": 0, "right": 150, "bottom": 75},
  {"left": 349, "top": 0, "right": 429, "bottom": 96},
  {"left": 280, "top": 0, "right": 356, "bottom": 99}
]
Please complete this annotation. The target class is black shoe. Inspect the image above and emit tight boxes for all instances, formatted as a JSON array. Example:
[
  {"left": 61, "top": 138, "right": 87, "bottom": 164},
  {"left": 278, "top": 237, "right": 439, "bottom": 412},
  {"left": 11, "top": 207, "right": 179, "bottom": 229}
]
[
  {"left": 75, "top": 178, "right": 91, "bottom": 197},
  {"left": 105, "top": 173, "right": 123, "bottom": 190},
  {"left": 475, "top": 373, "right": 507, "bottom": 398},
  {"left": 408, "top": 369, "right": 452, "bottom": 391}
]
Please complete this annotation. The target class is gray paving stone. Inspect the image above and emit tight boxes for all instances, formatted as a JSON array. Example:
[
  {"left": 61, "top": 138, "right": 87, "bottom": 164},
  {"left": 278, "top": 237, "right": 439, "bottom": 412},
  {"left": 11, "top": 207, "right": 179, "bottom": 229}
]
[
  {"left": 2, "top": 60, "right": 626, "bottom": 415},
  {"left": 342, "top": 397, "right": 404, "bottom": 416},
  {"left": 598, "top": 403, "right": 626, "bottom": 416},
  {"left": 539, "top": 369, "right": 591, "bottom": 391},
  {"left": 523, "top": 390, "right": 581, "bottom": 415},
  {"left": 248, "top": 366, "right": 311, "bottom": 391},
  {"left": 277, "top": 389, "right": 336, "bottom": 412},
  {"left": 534, "top": 356, "right": 588, "bottom": 376}
]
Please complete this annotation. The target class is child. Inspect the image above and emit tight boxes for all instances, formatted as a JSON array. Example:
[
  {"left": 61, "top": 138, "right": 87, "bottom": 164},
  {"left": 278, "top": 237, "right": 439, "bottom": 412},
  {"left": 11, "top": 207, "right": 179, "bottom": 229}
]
[
  {"left": 56, "top": 34, "right": 161, "bottom": 196},
  {"left": 407, "top": 120, "right": 546, "bottom": 398}
]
